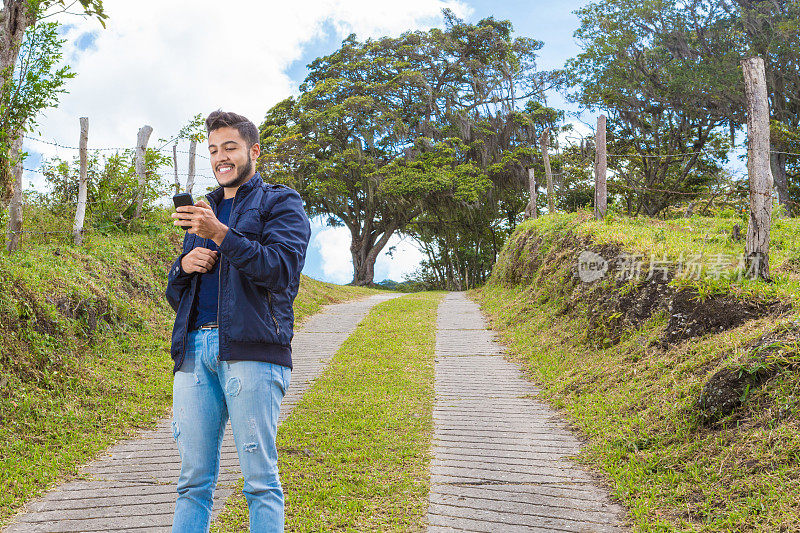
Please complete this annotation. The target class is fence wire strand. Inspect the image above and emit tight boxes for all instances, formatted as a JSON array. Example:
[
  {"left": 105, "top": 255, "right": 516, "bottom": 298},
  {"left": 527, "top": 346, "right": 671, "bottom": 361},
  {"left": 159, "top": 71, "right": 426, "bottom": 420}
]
[
  {"left": 5, "top": 130, "right": 793, "bottom": 242},
  {"left": 23, "top": 135, "right": 211, "bottom": 159}
]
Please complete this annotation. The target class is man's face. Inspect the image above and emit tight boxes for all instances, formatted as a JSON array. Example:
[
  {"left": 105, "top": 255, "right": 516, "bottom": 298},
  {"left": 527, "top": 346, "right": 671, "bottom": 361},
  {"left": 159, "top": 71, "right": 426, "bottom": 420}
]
[{"left": 208, "top": 127, "right": 260, "bottom": 189}]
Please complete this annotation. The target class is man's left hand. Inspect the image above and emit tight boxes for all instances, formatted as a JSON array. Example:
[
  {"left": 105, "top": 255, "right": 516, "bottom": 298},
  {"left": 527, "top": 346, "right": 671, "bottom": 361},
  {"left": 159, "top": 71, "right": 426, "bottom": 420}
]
[{"left": 171, "top": 200, "right": 229, "bottom": 245}]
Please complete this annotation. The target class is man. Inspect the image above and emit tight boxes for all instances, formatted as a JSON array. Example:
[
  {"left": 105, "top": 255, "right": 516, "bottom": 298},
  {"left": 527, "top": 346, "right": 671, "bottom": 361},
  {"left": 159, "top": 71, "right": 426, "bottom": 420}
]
[{"left": 165, "top": 110, "right": 311, "bottom": 532}]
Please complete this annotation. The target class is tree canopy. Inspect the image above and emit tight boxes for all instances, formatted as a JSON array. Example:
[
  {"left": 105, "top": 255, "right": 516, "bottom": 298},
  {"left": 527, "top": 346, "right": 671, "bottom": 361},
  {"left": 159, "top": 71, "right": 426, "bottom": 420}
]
[{"left": 260, "top": 11, "right": 555, "bottom": 286}]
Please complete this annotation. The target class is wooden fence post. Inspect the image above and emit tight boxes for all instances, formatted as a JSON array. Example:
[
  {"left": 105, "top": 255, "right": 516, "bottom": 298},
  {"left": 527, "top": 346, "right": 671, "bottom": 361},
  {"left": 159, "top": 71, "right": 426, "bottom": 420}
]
[
  {"left": 5, "top": 134, "right": 23, "bottom": 252},
  {"left": 541, "top": 128, "right": 555, "bottom": 214},
  {"left": 594, "top": 114, "right": 607, "bottom": 220},
  {"left": 172, "top": 142, "right": 180, "bottom": 195},
  {"left": 524, "top": 168, "right": 538, "bottom": 219},
  {"left": 187, "top": 139, "right": 197, "bottom": 195},
  {"left": 73, "top": 117, "right": 89, "bottom": 245},
  {"left": 742, "top": 56, "right": 772, "bottom": 280},
  {"left": 133, "top": 125, "right": 153, "bottom": 221}
]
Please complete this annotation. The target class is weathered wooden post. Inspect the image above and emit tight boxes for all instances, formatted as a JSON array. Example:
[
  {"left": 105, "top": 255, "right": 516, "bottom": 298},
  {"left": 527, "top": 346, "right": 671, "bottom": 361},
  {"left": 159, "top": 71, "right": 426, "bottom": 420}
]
[
  {"left": 5, "top": 134, "right": 23, "bottom": 252},
  {"left": 186, "top": 139, "right": 197, "bottom": 195},
  {"left": 133, "top": 125, "right": 153, "bottom": 221},
  {"left": 594, "top": 114, "right": 607, "bottom": 220},
  {"left": 541, "top": 128, "right": 555, "bottom": 214},
  {"left": 524, "top": 168, "right": 538, "bottom": 219},
  {"left": 172, "top": 142, "right": 180, "bottom": 195},
  {"left": 742, "top": 56, "right": 772, "bottom": 279},
  {"left": 72, "top": 117, "right": 89, "bottom": 245}
]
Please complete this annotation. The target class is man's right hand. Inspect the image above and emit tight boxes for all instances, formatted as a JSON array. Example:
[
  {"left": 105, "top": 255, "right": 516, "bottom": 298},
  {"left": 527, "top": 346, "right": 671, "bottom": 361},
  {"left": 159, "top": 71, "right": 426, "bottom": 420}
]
[{"left": 181, "top": 247, "right": 219, "bottom": 274}]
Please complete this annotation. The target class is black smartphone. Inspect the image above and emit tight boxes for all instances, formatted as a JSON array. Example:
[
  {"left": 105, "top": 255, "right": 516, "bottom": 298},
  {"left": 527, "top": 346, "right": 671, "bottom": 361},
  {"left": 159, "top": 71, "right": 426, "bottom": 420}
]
[{"left": 172, "top": 193, "right": 194, "bottom": 230}]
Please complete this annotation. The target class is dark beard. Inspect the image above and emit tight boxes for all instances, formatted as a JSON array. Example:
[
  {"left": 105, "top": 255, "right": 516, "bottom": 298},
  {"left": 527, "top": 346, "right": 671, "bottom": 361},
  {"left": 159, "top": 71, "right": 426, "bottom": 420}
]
[{"left": 220, "top": 152, "right": 253, "bottom": 189}]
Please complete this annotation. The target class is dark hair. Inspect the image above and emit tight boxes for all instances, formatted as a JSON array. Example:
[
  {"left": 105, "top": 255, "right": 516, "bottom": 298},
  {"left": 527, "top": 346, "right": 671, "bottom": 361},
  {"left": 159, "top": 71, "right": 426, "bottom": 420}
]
[{"left": 205, "top": 110, "right": 259, "bottom": 147}]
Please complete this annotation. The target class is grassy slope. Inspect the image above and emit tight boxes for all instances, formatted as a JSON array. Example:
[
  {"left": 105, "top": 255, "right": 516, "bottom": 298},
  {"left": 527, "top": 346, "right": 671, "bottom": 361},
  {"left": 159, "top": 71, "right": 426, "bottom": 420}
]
[
  {"left": 578, "top": 210, "right": 800, "bottom": 301},
  {"left": 212, "top": 292, "right": 443, "bottom": 532},
  {"left": 0, "top": 227, "right": 381, "bottom": 527},
  {"left": 474, "top": 211, "right": 800, "bottom": 532}
]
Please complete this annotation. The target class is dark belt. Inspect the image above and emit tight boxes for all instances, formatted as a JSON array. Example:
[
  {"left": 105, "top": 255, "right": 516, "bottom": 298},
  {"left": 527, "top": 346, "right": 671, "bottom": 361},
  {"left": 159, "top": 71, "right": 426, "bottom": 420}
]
[{"left": 199, "top": 321, "right": 218, "bottom": 330}]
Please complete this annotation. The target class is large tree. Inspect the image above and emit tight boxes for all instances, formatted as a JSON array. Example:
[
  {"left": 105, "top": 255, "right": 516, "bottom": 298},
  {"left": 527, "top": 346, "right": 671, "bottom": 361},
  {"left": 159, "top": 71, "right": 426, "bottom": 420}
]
[
  {"left": 565, "top": 0, "right": 743, "bottom": 216},
  {"left": 261, "top": 12, "right": 551, "bottom": 286}
]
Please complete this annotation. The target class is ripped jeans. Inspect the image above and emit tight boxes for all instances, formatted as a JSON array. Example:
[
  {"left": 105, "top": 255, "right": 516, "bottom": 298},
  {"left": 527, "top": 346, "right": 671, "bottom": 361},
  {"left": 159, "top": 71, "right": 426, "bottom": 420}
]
[{"left": 171, "top": 328, "right": 290, "bottom": 533}]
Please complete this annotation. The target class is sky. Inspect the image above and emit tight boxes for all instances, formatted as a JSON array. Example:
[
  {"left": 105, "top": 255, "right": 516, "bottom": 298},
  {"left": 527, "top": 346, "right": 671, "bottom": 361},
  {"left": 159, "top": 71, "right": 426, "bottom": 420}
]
[{"left": 20, "top": 0, "right": 592, "bottom": 284}]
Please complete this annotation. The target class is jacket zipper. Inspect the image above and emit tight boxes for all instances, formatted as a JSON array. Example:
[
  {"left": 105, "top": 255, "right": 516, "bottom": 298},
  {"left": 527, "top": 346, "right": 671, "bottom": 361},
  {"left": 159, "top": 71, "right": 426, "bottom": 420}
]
[
  {"left": 216, "top": 190, "right": 239, "bottom": 362},
  {"left": 179, "top": 234, "right": 198, "bottom": 371},
  {"left": 267, "top": 292, "right": 281, "bottom": 336}
]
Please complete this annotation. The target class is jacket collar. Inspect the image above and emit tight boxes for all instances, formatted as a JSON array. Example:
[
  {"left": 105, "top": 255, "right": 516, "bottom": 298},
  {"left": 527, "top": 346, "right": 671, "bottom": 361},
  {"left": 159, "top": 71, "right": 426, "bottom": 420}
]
[{"left": 207, "top": 172, "right": 263, "bottom": 207}]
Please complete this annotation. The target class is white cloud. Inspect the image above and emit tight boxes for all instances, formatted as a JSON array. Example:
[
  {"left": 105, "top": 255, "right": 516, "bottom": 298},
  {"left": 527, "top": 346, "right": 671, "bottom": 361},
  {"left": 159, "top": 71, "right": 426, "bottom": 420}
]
[
  {"left": 311, "top": 225, "right": 425, "bottom": 284},
  {"left": 558, "top": 118, "right": 596, "bottom": 149},
  {"left": 312, "top": 226, "right": 353, "bottom": 284},
  {"left": 19, "top": 0, "right": 471, "bottom": 280},
  {"left": 23, "top": 0, "right": 470, "bottom": 175},
  {"left": 374, "top": 233, "right": 426, "bottom": 282}
]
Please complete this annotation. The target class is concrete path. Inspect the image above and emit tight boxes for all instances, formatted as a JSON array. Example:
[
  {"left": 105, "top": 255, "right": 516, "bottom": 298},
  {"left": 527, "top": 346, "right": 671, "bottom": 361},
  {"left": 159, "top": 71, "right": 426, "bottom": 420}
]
[
  {"left": 427, "top": 292, "right": 628, "bottom": 533},
  {"left": 4, "top": 292, "right": 402, "bottom": 533}
]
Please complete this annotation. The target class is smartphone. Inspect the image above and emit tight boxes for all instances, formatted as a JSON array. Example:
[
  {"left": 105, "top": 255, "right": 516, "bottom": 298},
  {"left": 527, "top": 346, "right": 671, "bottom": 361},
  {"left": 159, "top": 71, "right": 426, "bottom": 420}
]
[{"left": 172, "top": 193, "right": 194, "bottom": 230}]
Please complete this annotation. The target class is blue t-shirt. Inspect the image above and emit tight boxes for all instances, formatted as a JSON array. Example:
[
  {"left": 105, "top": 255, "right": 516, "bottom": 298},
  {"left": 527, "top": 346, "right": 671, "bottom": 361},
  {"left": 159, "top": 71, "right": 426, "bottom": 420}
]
[{"left": 190, "top": 197, "right": 234, "bottom": 330}]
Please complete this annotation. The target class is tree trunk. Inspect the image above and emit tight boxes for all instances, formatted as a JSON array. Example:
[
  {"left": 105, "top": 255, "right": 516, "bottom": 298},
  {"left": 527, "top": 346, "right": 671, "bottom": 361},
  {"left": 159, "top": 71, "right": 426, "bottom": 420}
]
[
  {"left": 742, "top": 57, "right": 772, "bottom": 280},
  {"left": 349, "top": 222, "right": 398, "bottom": 285},
  {"left": 5, "top": 133, "right": 23, "bottom": 251},
  {"left": 770, "top": 151, "right": 789, "bottom": 213},
  {"left": 523, "top": 167, "right": 537, "bottom": 219},
  {"left": 133, "top": 125, "right": 153, "bottom": 220},
  {"left": 594, "top": 114, "right": 607, "bottom": 220},
  {"left": 172, "top": 142, "right": 180, "bottom": 195},
  {"left": 541, "top": 128, "right": 555, "bottom": 214},
  {"left": 0, "top": 1, "right": 36, "bottom": 206},
  {"left": 186, "top": 139, "right": 196, "bottom": 195},
  {"left": 73, "top": 117, "right": 89, "bottom": 245}
]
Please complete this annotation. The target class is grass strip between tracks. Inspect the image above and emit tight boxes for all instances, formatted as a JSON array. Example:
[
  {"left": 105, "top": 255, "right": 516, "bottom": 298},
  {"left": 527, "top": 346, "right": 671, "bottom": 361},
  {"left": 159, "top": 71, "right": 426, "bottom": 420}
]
[{"left": 213, "top": 291, "right": 443, "bottom": 532}]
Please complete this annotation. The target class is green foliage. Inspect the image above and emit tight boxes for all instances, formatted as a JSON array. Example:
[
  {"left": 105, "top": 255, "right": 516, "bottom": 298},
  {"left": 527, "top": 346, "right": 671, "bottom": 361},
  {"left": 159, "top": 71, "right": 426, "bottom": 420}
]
[
  {"left": 44, "top": 0, "right": 108, "bottom": 26},
  {"left": 176, "top": 113, "right": 206, "bottom": 143},
  {"left": 32, "top": 148, "right": 172, "bottom": 231},
  {"left": 259, "top": 10, "right": 556, "bottom": 287},
  {"left": 564, "top": 0, "right": 742, "bottom": 217},
  {"left": 0, "top": 20, "right": 72, "bottom": 136},
  {"left": 0, "top": 18, "right": 73, "bottom": 195}
]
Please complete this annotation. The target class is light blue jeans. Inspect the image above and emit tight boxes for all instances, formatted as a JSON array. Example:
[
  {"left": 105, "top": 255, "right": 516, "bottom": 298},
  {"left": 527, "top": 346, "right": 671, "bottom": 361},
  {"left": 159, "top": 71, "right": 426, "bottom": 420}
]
[{"left": 171, "top": 328, "right": 290, "bottom": 533}]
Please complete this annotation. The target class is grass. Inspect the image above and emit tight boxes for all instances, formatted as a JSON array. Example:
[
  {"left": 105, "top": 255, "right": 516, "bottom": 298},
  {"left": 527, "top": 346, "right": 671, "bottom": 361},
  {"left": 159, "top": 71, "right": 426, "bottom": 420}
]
[
  {"left": 0, "top": 219, "right": 381, "bottom": 527},
  {"left": 212, "top": 291, "right": 443, "bottom": 532},
  {"left": 473, "top": 211, "right": 800, "bottom": 531},
  {"left": 293, "top": 276, "right": 383, "bottom": 325},
  {"left": 526, "top": 210, "right": 800, "bottom": 302}
]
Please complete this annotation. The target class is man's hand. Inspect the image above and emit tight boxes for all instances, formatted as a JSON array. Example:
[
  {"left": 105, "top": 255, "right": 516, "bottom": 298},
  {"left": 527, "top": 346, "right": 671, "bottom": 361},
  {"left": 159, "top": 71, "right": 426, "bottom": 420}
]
[
  {"left": 180, "top": 247, "right": 219, "bottom": 274},
  {"left": 171, "top": 199, "right": 229, "bottom": 245}
]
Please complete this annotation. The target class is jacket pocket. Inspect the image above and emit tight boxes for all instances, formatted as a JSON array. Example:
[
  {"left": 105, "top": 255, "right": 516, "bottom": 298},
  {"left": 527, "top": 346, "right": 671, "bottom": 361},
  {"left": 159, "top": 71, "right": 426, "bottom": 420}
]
[
  {"left": 225, "top": 272, "right": 276, "bottom": 344},
  {"left": 235, "top": 209, "right": 263, "bottom": 239}
]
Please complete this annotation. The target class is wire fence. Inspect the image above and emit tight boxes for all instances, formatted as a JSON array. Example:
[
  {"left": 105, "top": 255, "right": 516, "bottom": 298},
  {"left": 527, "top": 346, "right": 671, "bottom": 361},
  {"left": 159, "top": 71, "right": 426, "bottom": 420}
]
[
  {"left": 6, "top": 125, "right": 798, "bottom": 244},
  {"left": 544, "top": 128, "right": 800, "bottom": 201},
  {"left": 23, "top": 134, "right": 211, "bottom": 159},
  {"left": 4, "top": 134, "right": 222, "bottom": 243}
]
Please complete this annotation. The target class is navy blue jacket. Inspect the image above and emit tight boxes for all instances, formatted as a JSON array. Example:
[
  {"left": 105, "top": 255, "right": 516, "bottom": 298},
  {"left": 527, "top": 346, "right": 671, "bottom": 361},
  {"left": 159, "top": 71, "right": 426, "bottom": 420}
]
[{"left": 165, "top": 173, "right": 311, "bottom": 373}]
